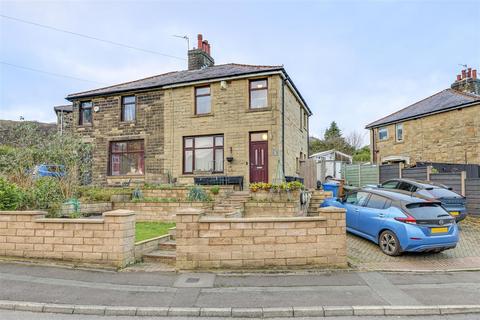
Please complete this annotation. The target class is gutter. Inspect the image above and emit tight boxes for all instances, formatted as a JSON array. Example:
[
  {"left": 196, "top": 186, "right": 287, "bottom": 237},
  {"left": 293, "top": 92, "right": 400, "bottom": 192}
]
[{"left": 365, "top": 100, "right": 480, "bottom": 129}]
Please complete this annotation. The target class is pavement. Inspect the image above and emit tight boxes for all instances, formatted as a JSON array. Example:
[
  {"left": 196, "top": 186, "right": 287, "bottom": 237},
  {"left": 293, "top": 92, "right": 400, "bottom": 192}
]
[
  {"left": 1, "top": 309, "right": 480, "bottom": 320},
  {"left": 1, "top": 262, "right": 480, "bottom": 317},
  {"left": 347, "top": 217, "right": 480, "bottom": 271}
]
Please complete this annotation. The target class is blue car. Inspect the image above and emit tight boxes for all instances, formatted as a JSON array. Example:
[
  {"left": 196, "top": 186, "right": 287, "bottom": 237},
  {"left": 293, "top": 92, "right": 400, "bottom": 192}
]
[
  {"left": 31, "top": 164, "right": 66, "bottom": 178},
  {"left": 321, "top": 188, "right": 458, "bottom": 256}
]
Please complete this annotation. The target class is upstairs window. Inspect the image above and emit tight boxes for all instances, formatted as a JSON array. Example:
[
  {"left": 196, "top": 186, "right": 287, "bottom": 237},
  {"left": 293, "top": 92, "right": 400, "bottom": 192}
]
[
  {"left": 378, "top": 127, "right": 388, "bottom": 141},
  {"left": 121, "top": 96, "right": 136, "bottom": 122},
  {"left": 395, "top": 123, "right": 404, "bottom": 142},
  {"left": 303, "top": 110, "right": 308, "bottom": 130},
  {"left": 249, "top": 79, "right": 268, "bottom": 109},
  {"left": 195, "top": 86, "right": 211, "bottom": 114},
  {"left": 79, "top": 101, "right": 92, "bottom": 125}
]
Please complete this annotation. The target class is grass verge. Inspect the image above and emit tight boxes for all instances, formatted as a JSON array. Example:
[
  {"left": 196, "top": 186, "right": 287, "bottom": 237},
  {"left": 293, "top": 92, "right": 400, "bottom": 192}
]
[{"left": 135, "top": 222, "right": 175, "bottom": 242}]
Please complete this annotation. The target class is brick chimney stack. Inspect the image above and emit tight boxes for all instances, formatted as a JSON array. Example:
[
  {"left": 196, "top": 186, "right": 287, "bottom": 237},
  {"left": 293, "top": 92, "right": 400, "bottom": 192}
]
[
  {"left": 451, "top": 67, "right": 480, "bottom": 95},
  {"left": 188, "top": 34, "right": 214, "bottom": 70}
]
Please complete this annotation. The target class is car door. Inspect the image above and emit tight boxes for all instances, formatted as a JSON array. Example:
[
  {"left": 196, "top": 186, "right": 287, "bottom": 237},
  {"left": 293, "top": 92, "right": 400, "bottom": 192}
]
[
  {"left": 343, "top": 191, "right": 370, "bottom": 230},
  {"left": 356, "top": 194, "right": 390, "bottom": 238}
]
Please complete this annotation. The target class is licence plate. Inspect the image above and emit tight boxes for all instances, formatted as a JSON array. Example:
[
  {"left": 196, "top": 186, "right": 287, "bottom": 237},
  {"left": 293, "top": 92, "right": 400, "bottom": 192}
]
[
  {"left": 431, "top": 227, "right": 448, "bottom": 234},
  {"left": 450, "top": 211, "right": 459, "bottom": 216}
]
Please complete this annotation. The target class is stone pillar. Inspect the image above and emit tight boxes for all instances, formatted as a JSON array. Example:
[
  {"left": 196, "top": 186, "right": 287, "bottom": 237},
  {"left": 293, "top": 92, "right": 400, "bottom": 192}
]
[
  {"left": 175, "top": 207, "right": 204, "bottom": 270},
  {"left": 318, "top": 207, "right": 347, "bottom": 267},
  {"left": 102, "top": 209, "right": 136, "bottom": 268}
]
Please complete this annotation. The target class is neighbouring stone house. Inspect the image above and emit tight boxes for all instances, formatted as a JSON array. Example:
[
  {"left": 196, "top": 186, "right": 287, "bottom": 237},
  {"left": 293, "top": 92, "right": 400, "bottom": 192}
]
[
  {"left": 366, "top": 68, "right": 480, "bottom": 165},
  {"left": 54, "top": 104, "right": 73, "bottom": 134},
  {"left": 56, "top": 34, "right": 312, "bottom": 187}
]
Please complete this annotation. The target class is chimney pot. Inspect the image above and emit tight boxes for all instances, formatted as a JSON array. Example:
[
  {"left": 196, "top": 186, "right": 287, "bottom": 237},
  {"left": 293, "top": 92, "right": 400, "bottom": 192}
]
[
  {"left": 473, "top": 69, "right": 477, "bottom": 80},
  {"left": 461, "top": 69, "right": 467, "bottom": 79},
  {"left": 197, "top": 34, "right": 203, "bottom": 50},
  {"left": 456, "top": 75, "right": 461, "bottom": 81},
  {"left": 467, "top": 68, "right": 472, "bottom": 78}
]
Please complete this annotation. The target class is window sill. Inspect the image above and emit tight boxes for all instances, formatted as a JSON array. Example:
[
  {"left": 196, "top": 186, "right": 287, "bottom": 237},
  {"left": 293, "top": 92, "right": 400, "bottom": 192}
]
[
  {"left": 192, "top": 113, "right": 214, "bottom": 118},
  {"left": 247, "top": 107, "right": 271, "bottom": 113},
  {"left": 394, "top": 140, "right": 404, "bottom": 144},
  {"left": 182, "top": 172, "right": 225, "bottom": 176}
]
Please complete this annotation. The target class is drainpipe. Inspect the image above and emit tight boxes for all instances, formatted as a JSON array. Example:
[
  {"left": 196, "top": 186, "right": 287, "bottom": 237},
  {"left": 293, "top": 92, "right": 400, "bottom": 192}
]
[{"left": 281, "top": 77, "right": 286, "bottom": 179}]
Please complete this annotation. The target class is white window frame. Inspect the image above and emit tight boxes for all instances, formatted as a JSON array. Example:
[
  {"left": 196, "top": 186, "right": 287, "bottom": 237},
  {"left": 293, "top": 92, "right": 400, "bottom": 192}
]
[
  {"left": 378, "top": 127, "right": 388, "bottom": 141},
  {"left": 395, "top": 123, "right": 403, "bottom": 142}
]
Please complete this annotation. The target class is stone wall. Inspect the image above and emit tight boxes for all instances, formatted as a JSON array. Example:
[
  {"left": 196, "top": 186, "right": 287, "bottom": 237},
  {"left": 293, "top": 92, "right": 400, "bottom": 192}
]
[
  {"left": 371, "top": 103, "right": 480, "bottom": 164},
  {"left": 244, "top": 201, "right": 300, "bottom": 218},
  {"left": 175, "top": 207, "right": 346, "bottom": 270},
  {"left": 0, "top": 210, "right": 135, "bottom": 268},
  {"left": 142, "top": 185, "right": 233, "bottom": 200},
  {"left": 113, "top": 201, "right": 211, "bottom": 222},
  {"left": 61, "top": 202, "right": 112, "bottom": 216}
]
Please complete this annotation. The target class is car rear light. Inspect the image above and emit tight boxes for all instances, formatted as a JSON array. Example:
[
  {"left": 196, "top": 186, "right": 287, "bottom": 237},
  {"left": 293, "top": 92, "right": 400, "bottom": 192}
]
[{"left": 394, "top": 216, "right": 417, "bottom": 224}]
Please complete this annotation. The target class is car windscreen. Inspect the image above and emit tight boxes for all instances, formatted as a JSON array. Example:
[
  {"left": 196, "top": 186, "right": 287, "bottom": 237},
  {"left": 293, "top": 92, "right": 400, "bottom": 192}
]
[
  {"left": 425, "top": 187, "right": 461, "bottom": 199},
  {"left": 405, "top": 203, "right": 450, "bottom": 219}
]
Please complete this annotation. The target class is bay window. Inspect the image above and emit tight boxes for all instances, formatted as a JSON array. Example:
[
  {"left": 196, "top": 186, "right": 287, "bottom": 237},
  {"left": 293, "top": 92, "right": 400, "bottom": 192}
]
[{"left": 183, "top": 135, "right": 224, "bottom": 173}]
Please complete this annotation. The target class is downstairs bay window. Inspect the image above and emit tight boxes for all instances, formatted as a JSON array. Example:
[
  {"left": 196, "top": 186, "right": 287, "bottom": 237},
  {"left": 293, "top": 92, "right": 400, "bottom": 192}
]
[
  {"left": 109, "top": 140, "right": 144, "bottom": 176},
  {"left": 183, "top": 135, "right": 224, "bottom": 174}
]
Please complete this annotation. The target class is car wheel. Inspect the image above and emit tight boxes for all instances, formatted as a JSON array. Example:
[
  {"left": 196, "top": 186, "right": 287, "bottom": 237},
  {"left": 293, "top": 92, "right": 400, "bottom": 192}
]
[{"left": 379, "top": 230, "right": 401, "bottom": 256}]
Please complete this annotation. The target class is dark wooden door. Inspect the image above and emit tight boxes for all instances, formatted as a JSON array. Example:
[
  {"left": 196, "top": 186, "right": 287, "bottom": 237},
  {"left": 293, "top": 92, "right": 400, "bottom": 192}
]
[{"left": 249, "top": 140, "right": 268, "bottom": 183}]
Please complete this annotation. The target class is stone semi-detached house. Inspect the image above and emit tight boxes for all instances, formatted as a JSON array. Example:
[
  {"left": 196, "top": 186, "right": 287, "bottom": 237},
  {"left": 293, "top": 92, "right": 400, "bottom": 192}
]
[
  {"left": 58, "top": 35, "right": 312, "bottom": 187},
  {"left": 366, "top": 68, "right": 480, "bottom": 165}
]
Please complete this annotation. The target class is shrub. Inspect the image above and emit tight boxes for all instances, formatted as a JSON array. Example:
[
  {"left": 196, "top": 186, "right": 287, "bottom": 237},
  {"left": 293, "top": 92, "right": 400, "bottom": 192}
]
[
  {"left": 210, "top": 185, "right": 220, "bottom": 195},
  {"left": 0, "top": 177, "right": 24, "bottom": 210},
  {"left": 143, "top": 183, "right": 174, "bottom": 190},
  {"left": 249, "top": 181, "right": 304, "bottom": 192},
  {"left": 31, "top": 177, "right": 65, "bottom": 216},
  {"left": 77, "top": 187, "right": 132, "bottom": 202},
  {"left": 187, "top": 186, "right": 211, "bottom": 202}
]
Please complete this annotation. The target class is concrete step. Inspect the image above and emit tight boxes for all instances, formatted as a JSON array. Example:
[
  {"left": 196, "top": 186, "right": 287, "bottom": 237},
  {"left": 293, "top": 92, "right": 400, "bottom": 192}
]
[
  {"left": 143, "top": 250, "right": 176, "bottom": 264},
  {"left": 158, "top": 240, "right": 176, "bottom": 251}
]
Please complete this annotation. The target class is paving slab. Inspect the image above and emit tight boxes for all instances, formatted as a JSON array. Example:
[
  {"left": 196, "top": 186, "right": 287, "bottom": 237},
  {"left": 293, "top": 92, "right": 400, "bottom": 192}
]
[
  {"left": 352, "top": 305, "right": 385, "bottom": 316},
  {"left": 384, "top": 305, "right": 441, "bottom": 316},
  {"left": 199, "top": 307, "right": 232, "bottom": 317},
  {"left": 14, "top": 302, "right": 45, "bottom": 312},
  {"left": 72, "top": 305, "right": 105, "bottom": 315},
  {"left": 135, "top": 307, "right": 169, "bottom": 316},
  {"left": 231, "top": 307, "right": 263, "bottom": 318},
  {"left": 293, "top": 306, "right": 325, "bottom": 317},
  {"left": 323, "top": 306, "right": 354, "bottom": 316},
  {"left": 104, "top": 306, "right": 137, "bottom": 316},
  {"left": 43, "top": 304, "right": 74, "bottom": 314},
  {"left": 262, "top": 307, "right": 293, "bottom": 318},
  {"left": 167, "top": 307, "right": 201, "bottom": 316}
]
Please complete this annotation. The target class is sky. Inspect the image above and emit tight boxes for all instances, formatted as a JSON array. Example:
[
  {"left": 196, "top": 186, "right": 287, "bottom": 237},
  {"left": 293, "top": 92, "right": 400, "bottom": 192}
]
[{"left": 1, "top": 0, "right": 479, "bottom": 146}]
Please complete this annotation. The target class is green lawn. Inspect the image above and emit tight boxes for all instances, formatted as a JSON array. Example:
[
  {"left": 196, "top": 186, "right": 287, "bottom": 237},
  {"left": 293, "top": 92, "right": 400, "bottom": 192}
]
[{"left": 135, "top": 222, "right": 176, "bottom": 242}]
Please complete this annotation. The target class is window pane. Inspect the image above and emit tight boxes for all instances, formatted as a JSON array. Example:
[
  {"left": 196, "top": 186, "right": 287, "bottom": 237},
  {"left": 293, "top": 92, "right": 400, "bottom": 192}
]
[
  {"left": 112, "top": 142, "right": 127, "bottom": 152},
  {"left": 82, "top": 108, "right": 92, "bottom": 124},
  {"left": 379, "top": 128, "right": 388, "bottom": 140},
  {"left": 195, "top": 136, "right": 213, "bottom": 148},
  {"left": 127, "top": 140, "right": 143, "bottom": 152},
  {"left": 382, "top": 181, "right": 398, "bottom": 189},
  {"left": 250, "top": 80, "right": 267, "bottom": 89},
  {"left": 195, "top": 149, "right": 213, "bottom": 171},
  {"left": 184, "top": 150, "right": 193, "bottom": 173},
  {"left": 184, "top": 138, "right": 193, "bottom": 148},
  {"left": 118, "top": 153, "right": 143, "bottom": 175},
  {"left": 366, "top": 194, "right": 388, "bottom": 209},
  {"left": 81, "top": 101, "right": 92, "bottom": 108},
  {"left": 123, "top": 104, "right": 135, "bottom": 121},
  {"left": 215, "top": 148, "right": 224, "bottom": 172},
  {"left": 196, "top": 87, "right": 210, "bottom": 95},
  {"left": 196, "top": 95, "right": 211, "bottom": 114},
  {"left": 250, "top": 132, "right": 268, "bottom": 141},
  {"left": 123, "top": 96, "right": 135, "bottom": 104},
  {"left": 250, "top": 89, "right": 268, "bottom": 108},
  {"left": 215, "top": 136, "right": 223, "bottom": 146}
]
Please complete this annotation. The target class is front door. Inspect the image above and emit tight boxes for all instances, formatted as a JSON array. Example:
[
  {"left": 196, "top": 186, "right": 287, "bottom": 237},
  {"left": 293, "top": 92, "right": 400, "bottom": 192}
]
[{"left": 249, "top": 132, "right": 268, "bottom": 183}]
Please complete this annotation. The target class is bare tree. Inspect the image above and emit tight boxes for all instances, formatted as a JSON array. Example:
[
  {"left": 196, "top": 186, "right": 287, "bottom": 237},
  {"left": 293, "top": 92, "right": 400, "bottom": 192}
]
[{"left": 346, "top": 130, "right": 366, "bottom": 151}]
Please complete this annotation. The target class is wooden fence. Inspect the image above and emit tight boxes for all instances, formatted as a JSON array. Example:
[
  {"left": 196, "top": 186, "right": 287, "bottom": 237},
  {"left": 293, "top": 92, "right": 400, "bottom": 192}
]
[
  {"left": 379, "top": 163, "right": 401, "bottom": 183},
  {"left": 299, "top": 159, "right": 317, "bottom": 189},
  {"left": 343, "top": 164, "right": 379, "bottom": 187},
  {"left": 466, "top": 179, "right": 480, "bottom": 216}
]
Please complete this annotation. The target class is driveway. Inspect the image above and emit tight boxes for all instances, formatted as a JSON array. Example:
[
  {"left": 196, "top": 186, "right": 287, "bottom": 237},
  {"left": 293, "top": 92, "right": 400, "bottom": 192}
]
[{"left": 347, "top": 217, "right": 480, "bottom": 271}]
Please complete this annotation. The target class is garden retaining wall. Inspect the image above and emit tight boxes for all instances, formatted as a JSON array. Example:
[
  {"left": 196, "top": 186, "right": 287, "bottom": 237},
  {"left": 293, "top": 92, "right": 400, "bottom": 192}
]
[
  {"left": 244, "top": 201, "right": 301, "bottom": 217},
  {"left": 142, "top": 185, "right": 233, "bottom": 200},
  {"left": 61, "top": 202, "right": 113, "bottom": 216},
  {"left": 113, "top": 201, "right": 212, "bottom": 222},
  {"left": 0, "top": 209, "right": 135, "bottom": 268},
  {"left": 175, "top": 207, "right": 347, "bottom": 270}
]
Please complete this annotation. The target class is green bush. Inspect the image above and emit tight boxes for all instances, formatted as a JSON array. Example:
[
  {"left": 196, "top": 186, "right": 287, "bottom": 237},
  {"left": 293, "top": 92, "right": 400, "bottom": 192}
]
[
  {"left": 143, "top": 183, "right": 174, "bottom": 190},
  {"left": 31, "top": 177, "right": 65, "bottom": 216},
  {"left": 186, "top": 186, "right": 211, "bottom": 202},
  {"left": 77, "top": 187, "right": 132, "bottom": 202},
  {"left": 210, "top": 185, "right": 220, "bottom": 195},
  {"left": 0, "top": 177, "right": 24, "bottom": 210}
]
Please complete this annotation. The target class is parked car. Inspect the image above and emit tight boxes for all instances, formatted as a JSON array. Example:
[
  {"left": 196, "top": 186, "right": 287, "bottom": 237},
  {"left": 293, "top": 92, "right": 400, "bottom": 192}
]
[
  {"left": 376, "top": 179, "right": 467, "bottom": 222},
  {"left": 321, "top": 188, "right": 459, "bottom": 256},
  {"left": 30, "top": 164, "right": 66, "bottom": 178}
]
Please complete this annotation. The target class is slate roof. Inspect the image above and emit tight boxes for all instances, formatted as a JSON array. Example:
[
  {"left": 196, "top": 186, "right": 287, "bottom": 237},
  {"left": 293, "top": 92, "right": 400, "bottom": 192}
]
[
  {"left": 66, "top": 64, "right": 284, "bottom": 100},
  {"left": 54, "top": 104, "right": 73, "bottom": 113},
  {"left": 365, "top": 89, "right": 480, "bottom": 129}
]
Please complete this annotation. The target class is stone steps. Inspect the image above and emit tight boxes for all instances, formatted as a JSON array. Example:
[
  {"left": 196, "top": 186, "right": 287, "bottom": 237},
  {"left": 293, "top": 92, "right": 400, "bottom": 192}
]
[
  {"left": 158, "top": 240, "right": 176, "bottom": 251},
  {"left": 142, "top": 249, "right": 176, "bottom": 265},
  {"left": 168, "top": 227, "right": 176, "bottom": 240}
]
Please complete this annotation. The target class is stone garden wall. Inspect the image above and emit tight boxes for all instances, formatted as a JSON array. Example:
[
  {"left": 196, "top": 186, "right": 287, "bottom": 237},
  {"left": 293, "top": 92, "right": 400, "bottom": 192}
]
[
  {"left": 61, "top": 202, "right": 113, "bottom": 216},
  {"left": 244, "top": 201, "right": 301, "bottom": 218},
  {"left": 0, "top": 210, "right": 135, "bottom": 268},
  {"left": 142, "top": 185, "right": 234, "bottom": 200},
  {"left": 175, "top": 207, "right": 347, "bottom": 270},
  {"left": 113, "top": 201, "right": 212, "bottom": 222}
]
